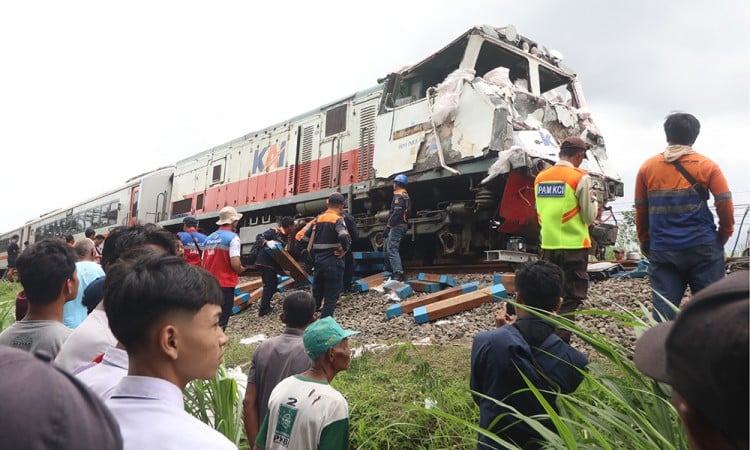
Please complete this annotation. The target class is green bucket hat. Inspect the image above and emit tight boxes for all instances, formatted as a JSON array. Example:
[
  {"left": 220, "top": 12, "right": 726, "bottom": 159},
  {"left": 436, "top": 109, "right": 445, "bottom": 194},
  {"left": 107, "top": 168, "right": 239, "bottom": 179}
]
[{"left": 303, "top": 317, "right": 360, "bottom": 359}]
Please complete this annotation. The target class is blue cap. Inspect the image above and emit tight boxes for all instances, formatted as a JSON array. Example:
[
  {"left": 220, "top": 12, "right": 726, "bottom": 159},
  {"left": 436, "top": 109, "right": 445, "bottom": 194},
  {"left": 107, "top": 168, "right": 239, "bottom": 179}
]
[{"left": 328, "top": 192, "right": 346, "bottom": 205}]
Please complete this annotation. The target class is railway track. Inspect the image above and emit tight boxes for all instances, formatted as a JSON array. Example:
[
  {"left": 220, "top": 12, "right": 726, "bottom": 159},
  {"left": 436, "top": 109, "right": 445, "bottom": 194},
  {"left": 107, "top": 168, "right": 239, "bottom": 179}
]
[
  {"left": 401, "top": 262, "right": 517, "bottom": 274},
  {"left": 242, "top": 258, "right": 644, "bottom": 277}
]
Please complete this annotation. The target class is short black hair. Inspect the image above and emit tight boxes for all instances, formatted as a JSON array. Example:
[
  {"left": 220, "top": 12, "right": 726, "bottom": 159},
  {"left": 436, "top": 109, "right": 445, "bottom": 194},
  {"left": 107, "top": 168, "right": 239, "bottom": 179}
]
[
  {"left": 104, "top": 252, "right": 222, "bottom": 351},
  {"left": 95, "top": 234, "right": 105, "bottom": 240},
  {"left": 85, "top": 228, "right": 95, "bottom": 238},
  {"left": 515, "top": 260, "right": 564, "bottom": 312},
  {"left": 280, "top": 216, "right": 295, "bottom": 229},
  {"left": 64, "top": 234, "right": 74, "bottom": 244},
  {"left": 16, "top": 239, "right": 77, "bottom": 306},
  {"left": 664, "top": 112, "right": 700, "bottom": 145},
  {"left": 282, "top": 291, "right": 316, "bottom": 328},
  {"left": 100, "top": 225, "right": 177, "bottom": 270},
  {"left": 11, "top": 234, "right": 19, "bottom": 240}
]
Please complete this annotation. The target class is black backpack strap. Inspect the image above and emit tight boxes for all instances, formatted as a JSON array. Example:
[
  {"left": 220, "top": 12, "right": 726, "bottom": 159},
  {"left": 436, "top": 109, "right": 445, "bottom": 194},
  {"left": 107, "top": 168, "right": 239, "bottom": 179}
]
[
  {"left": 189, "top": 233, "right": 203, "bottom": 259},
  {"left": 672, "top": 160, "right": 709, "bottom": 200}
]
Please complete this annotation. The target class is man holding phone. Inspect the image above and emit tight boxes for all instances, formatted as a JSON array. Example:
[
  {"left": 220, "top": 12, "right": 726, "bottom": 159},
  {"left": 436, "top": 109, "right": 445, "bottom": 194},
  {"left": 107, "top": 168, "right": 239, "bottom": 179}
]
[{"left": 470, "top": 260, "right": 588, "bottom": 449}]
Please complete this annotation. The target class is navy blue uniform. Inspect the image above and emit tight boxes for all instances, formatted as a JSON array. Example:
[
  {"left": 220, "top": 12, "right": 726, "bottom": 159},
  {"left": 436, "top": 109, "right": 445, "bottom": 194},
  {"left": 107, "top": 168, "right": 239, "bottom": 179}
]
[{"left": 470, "top": 317, "right": 588, "bottom": 448}]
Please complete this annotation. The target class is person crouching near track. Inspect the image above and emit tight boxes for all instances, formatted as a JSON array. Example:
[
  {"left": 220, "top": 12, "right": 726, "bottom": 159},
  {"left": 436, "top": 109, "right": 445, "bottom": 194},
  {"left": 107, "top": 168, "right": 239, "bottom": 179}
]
[{"left": 255, "top": 216, "right": 296, "bottom": 317}]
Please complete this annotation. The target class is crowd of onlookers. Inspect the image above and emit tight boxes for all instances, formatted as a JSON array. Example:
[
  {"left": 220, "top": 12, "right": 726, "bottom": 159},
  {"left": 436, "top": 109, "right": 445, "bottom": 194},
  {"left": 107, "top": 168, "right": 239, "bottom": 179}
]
[{"left": 0, "top": 112, "right": 747, "bottom": 450}]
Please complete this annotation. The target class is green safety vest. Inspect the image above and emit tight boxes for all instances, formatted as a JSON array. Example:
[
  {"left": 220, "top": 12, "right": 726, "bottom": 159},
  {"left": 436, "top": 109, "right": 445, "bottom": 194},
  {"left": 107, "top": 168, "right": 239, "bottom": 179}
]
[{"left": 534, "top": 165, "right": 591, "bottom": 249}]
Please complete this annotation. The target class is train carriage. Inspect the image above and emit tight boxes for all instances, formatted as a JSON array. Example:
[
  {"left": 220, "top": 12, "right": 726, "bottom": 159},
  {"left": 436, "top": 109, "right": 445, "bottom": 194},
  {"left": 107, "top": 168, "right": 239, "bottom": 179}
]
[{"left": 0, "top": 167, "right": 173, "bottom": 270}]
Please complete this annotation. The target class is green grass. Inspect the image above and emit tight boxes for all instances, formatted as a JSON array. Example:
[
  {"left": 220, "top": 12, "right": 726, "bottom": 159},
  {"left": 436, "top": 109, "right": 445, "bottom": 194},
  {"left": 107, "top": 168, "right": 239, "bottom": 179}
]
[
  {"left": 335, "top": 343, "right": 478, "bottom": 450},
  {"left": 184, "top": 365, "right": 246, "bottom": 448},
  {"left": 223, "top": 338, "right": 257, "bottom": 369},
  {"left": 0, "top": 281, "right": 21, "bottom": 331}
]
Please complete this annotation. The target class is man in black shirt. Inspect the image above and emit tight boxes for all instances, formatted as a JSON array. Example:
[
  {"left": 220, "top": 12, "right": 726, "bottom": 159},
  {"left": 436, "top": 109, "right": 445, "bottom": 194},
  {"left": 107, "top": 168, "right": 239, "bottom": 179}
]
[{"left": 5, "top": 234, "right": 20, "bottom": 282}]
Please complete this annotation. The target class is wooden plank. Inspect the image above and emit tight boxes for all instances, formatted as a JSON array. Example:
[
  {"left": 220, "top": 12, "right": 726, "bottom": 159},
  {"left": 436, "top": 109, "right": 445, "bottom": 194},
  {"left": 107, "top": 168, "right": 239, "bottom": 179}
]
[
  {"left": 353, "top": 272, "right": 387, "bottom": 292},
  {"left": 266, "top": 243, "right": 312, "bottom": 283},
  {"left": 407, "top": 280, "right": 442, "bottom": 293},
  {"left": 413, "top": 284, "right": 507, "bottom": 324},
  {"left": 386, "top": 282, "right": 479, "bottom": 319},
  {"left": 233, "top": 292, "right": 250, "bottom": 307},
  {"left": 235, "top": 278, "right": 262, "bottom": 295},
  {"left": 232, "top": 287, "right": 263, "bottom": 315},
  {"left": 417, "top": 273, "right": 458, "bottom": 287},
  {"left": 232, "top": 300, "right": 253, "bottom": 315},
  {"left": 492, "top": 273, "right": 516, "bottom": 295},
  {"left": 382, "top": 279, "right": 413, "bottom": 300}
]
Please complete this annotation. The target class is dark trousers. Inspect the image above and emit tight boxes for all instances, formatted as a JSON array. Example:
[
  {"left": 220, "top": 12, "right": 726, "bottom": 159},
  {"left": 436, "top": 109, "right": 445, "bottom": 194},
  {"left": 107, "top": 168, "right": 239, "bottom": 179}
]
[
  {"left": 384, "top": 225, "right": 406, "bottom": 275},
  {"left": 258, "top": 266, "right": 278, "bottom": 314},
  {"left": 649, "top": 243, "right": 725, "bottom": 321},
  {"left": 343, "top": 252, "right": 354, "bottom": 292},
  {"left": 541, "top": 248, "right": 589, "bottom": 343},
  {"left": 312, "top": 264, "right": 344, "bottom": 318},
  {"left": 219, "top": 287, "right": 235, "bottom": 329}
]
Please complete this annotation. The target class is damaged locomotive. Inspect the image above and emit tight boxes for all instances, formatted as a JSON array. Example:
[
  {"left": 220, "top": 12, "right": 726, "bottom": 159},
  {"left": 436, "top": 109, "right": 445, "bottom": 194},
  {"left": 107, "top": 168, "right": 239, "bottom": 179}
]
[{"left": 356, "top": 24, "right": 623, "bottom": 262}]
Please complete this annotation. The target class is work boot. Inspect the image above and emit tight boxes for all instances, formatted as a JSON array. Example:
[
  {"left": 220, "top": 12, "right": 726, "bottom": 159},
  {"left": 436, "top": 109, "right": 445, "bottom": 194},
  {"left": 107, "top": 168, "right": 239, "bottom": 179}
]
[{"left": 392, "top": 272, "right": 405, "bottom": 282}]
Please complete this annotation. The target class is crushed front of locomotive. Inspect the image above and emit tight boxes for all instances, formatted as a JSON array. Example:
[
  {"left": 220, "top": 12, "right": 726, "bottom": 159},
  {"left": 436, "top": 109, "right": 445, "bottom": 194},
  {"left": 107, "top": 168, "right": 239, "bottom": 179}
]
[{"left": 362, "top": 25, "right": 623, "bottom": 262}]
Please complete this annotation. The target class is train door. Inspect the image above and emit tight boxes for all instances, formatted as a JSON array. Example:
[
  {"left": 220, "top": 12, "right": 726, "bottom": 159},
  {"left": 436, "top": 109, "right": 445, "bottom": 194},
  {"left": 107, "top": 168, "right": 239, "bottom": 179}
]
[
  {"left": 294, "top": 117, "right": 321, "bottom": 194},
  {"left": 128, "top": 186, "right": 140, "bottom": 226}
]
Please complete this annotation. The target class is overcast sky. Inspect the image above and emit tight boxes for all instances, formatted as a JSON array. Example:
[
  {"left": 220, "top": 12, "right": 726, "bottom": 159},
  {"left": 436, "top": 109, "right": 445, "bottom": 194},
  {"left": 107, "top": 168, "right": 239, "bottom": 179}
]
[{"left": 1, "top": 0, "right": 748, "bottom": 250}]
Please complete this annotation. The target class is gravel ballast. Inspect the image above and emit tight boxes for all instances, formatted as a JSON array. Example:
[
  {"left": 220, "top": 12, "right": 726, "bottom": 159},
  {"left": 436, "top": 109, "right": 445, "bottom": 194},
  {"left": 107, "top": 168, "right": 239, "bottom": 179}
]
[{"left": 226, "top": 274, "right": 655, "bottom": 355}]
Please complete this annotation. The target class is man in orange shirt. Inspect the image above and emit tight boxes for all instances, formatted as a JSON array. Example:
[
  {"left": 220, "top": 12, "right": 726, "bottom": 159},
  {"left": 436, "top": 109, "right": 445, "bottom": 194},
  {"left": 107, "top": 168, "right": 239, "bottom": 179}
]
[{"left": 635, "top": 112, "right": 734, "bottom": 321}]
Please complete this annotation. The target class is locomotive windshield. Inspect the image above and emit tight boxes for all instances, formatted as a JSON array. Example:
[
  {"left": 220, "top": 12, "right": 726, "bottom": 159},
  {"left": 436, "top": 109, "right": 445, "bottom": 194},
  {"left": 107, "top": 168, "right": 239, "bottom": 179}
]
[{"left": 381, "top": 29, "right": 580, "bottom": 112}]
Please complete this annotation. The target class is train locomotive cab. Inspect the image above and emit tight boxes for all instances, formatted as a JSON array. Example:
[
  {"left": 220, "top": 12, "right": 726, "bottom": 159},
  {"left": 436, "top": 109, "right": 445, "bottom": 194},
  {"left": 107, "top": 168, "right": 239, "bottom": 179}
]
[{"left": 366, "top": 25, "right": 624, "bottom": 262}]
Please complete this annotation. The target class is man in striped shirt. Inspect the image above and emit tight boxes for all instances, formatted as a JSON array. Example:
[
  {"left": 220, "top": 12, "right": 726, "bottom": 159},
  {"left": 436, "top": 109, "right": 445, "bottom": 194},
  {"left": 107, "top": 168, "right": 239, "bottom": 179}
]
[{"left": 635, "top": 112, "right": 734, "bottom": 321}]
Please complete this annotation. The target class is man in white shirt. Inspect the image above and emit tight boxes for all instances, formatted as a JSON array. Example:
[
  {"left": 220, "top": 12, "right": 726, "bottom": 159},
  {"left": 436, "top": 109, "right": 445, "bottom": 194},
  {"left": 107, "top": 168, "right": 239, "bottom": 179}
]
[
  {"left": 73, "top": 344, "right": 128, "bottom": 399},
  {"left": 104, "top": 251, "right": 236, "bottom": 450}
]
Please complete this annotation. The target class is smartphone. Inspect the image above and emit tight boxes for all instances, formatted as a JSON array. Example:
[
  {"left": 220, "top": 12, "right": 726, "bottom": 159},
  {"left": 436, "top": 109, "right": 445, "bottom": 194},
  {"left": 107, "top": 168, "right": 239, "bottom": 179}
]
[{"left": 505, "top": 301, "right": 516, "bottom": 315}]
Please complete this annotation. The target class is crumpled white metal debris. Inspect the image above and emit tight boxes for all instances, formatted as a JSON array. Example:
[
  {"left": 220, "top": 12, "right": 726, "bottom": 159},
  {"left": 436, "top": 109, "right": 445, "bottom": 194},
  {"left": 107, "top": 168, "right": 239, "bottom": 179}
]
[{"left": 430, "top": 68, "right": 476, "bottom": 124}]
